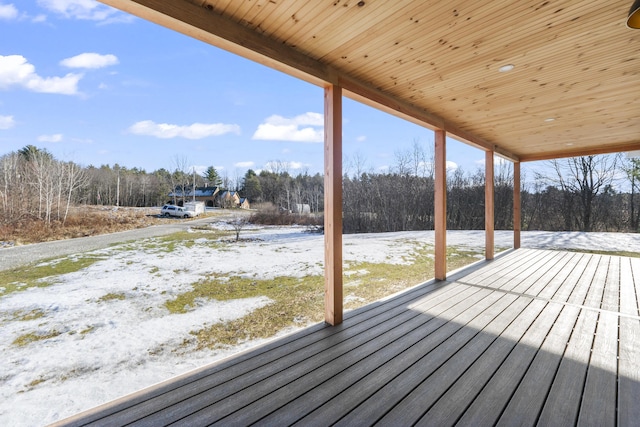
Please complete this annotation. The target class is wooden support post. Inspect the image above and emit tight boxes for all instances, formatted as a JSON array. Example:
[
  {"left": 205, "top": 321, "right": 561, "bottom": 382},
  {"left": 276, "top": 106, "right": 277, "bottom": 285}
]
[
  {"left": 324, "top": 85, "right": 343, "bottom": 326},
  {"left": 485, "top": 151, "right": 495, "bottom": 260},
  {"left": 434, "top": 130, "right": 447, "bottom": 280},
  {"left": 513, "top": 161, "right": 521, "bottom": 249}
]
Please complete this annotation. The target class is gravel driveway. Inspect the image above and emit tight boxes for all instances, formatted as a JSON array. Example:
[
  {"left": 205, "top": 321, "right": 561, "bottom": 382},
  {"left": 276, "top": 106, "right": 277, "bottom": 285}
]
[{"left": 0, "top": 215, "right": 224, "bottom": 271}]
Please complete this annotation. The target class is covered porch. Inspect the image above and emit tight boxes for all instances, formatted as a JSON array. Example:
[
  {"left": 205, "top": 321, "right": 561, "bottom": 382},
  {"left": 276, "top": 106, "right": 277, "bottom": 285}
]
[
  {"left": 53, "top": 1, "right": 640, "bottom": 424},
  {"left": 56, "top": 248, "right": 640, "bottom": 426}
]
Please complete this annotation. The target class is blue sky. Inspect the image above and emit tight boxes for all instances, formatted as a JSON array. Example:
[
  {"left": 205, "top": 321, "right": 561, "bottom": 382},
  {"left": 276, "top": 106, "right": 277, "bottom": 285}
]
[{"left": 1, "top": 0, "right": 503, "bottom": 181}]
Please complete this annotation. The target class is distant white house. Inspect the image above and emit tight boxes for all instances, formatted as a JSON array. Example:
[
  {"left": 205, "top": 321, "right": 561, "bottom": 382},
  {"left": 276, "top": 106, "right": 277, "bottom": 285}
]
[{"left": 292, "top": 203, "right": 311, "bottom": 214}]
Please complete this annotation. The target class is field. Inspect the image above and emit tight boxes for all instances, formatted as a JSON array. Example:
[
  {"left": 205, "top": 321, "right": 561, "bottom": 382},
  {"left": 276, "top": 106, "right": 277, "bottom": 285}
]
[
  {"left": 1, "top": 222, "right": 639, "bottom": 426},
  {"left": 0, "top": 206, "right": 169, "bottom": 246}
]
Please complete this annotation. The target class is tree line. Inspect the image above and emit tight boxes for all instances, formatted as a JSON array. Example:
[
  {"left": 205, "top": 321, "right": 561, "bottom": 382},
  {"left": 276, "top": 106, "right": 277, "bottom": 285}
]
[{"left": 2, "top": 144, "right": 639, "bottom": 233}]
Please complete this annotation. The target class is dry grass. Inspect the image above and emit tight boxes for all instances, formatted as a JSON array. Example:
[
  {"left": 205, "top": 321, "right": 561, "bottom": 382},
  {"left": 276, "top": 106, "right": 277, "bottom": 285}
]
[
  {"left": 12, "top": 329, "right": 62, "bottom": 347},
  {"left": 178, "top": 244, "right": 482, "bottom": 351},
  {"left": 0, "top": 206, "right": 168, "bottom": 245},
  {"left": 0, "top": 256, "right": 104, "bottom": 297}
]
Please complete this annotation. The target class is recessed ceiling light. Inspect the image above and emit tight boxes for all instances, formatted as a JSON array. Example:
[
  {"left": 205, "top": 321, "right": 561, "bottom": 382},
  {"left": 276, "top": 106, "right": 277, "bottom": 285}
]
[
  {"left": 498, "top": 64, "right": 515, "bottom": 72},
  {"left": 566, "top": 143, "right": 574, "bottom": 146},
  {"left": 544, "top": 117, "right": 555, "bottom": 122}
]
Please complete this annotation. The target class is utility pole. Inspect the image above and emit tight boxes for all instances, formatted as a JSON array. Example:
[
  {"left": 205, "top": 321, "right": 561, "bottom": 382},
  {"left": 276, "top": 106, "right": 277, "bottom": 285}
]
[{"left": 116, "top": 168, "right": 120, "bottom": 208}]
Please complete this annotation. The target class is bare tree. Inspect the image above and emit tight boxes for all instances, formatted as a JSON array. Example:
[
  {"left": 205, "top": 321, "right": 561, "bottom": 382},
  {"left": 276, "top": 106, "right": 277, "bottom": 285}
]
[
  {"left": 344, "top": 151, "right": 370, "bottom": 178},
  {"left": 61, "top": 161, "right": 87, "bottom": 224},
  {"left": 548, "top": 154, "right": 620, "bottom": 231},
  {"left": 170, "top": 155, "right": 191, "bottom": 205},
  {"left": 228, "top": 215, "right": 249, "bottom": 241}
]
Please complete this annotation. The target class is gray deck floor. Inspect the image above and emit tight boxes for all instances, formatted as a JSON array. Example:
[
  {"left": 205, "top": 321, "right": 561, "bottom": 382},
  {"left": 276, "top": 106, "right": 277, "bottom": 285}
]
[{"left": 54, "top": 248, "right": 640, "bottom": 426}]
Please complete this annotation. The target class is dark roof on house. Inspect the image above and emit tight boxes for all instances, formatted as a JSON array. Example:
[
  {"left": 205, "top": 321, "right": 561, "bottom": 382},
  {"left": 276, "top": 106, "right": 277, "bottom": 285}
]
[{"left": 168, "top": 186, "right": 219, "bottom": 198}]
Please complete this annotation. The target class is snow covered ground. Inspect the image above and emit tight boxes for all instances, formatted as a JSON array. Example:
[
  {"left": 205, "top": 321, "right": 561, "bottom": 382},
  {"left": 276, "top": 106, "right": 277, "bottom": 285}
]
[{"left": 1, "top": 227, "right": 639, "bottom": 426}]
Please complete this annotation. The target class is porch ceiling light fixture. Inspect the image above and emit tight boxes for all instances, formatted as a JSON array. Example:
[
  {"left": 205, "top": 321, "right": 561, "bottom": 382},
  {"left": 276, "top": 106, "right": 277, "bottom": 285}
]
[
  {"left": 498, "top": 64, "right": 515, "bottom": 72},
  {"left": 628, "top": 0, "right": 640, "bottom": 29}
]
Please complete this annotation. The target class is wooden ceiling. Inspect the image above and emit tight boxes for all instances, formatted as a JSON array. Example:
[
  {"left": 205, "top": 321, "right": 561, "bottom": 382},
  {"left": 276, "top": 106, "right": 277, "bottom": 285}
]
[{"left": 100, "top": 0, "right": 640, "bottom": 162}]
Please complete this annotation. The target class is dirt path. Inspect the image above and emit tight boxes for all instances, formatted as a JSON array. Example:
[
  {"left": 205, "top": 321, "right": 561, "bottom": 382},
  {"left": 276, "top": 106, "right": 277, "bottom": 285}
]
[{"left": 0, "top": 215, "right": 231, "bottom": 271}]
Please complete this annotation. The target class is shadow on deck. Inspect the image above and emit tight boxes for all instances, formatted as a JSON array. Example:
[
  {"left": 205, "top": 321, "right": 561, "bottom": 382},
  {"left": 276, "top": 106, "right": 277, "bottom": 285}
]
[{"left": 53, "top": 248, "right": 640, "bottom": 426}]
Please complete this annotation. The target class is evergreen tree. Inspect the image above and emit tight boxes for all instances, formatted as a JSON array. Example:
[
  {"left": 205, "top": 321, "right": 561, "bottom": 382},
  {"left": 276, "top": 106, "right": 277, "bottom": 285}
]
[
  {"left": 203, "top": 166, "right": 222, "bottom": 187},
  {"left": 242, "top": 169, "right": 262, "bottom": 202}
]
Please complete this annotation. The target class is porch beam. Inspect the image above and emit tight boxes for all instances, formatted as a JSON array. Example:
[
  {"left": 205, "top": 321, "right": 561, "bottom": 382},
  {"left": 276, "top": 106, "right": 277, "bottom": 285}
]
[
  {"left": 519, "top": 141, "right": 640, "bottom": 162},
  {"left": 514, "top": 161, "right": 521, "bottom": 249},
  {"left": 485, "top": 151, "right": 495, "bottom": 260},
  {"left": 324, "top": 85, "right": 343, "bottom": 326},
  {"left": 434, "top": 130, "right": 447, "bottom": 280}
]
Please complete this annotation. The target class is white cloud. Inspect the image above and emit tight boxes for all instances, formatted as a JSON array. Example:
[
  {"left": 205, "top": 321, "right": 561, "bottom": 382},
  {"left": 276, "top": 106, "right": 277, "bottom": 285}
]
[
  {"left": 38, "top": 133, "right": 63, "bottom": 142},
  {"left": 60, "top": 53, "right": 118, "bottom": 69},
  {"left": 37, "top": 0, "right": 121, "bottom": 21},
  {"left": 356, "top": 135, "right": 366, "bottom": 142},
  {"left": 0, "top": 55, "right": 82, "bottom": 95},
  {"left": 252, "top": 112, "right": 324, "bottom": 143},
  {"left": 0, "top": 115, "right": 15, "bottom": 129},
  {"left": 288, "top": 161, "right": 305, "bottom": 170},
  {"left": 263, "top": 160, "right": 304, "bottom": 172},
  {"left": 234, "top": 161, "right": 255, "bottom": 168},
  {"left": 128, "top": 120, "right": 241, "bottom": 140},
  {"left": 32, "top": 14, "right": 47, "bottom": 22},
  {"left": 0, "top": 3, "right": 18, "bottom": 19},
  {"left": 446, "top": 161, "right": 458, "bottom": 171}
]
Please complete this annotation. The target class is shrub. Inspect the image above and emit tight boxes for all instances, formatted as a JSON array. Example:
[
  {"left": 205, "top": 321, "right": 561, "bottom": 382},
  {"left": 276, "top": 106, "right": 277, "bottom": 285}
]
[{"left": 249, "top": 203, "right": 323, "bottom": 226}]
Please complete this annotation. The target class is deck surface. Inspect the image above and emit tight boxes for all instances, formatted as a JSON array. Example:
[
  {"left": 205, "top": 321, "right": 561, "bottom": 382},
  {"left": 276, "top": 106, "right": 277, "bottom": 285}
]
[{"left": 54, "top": 249, "right": 640, "bottom": 426}]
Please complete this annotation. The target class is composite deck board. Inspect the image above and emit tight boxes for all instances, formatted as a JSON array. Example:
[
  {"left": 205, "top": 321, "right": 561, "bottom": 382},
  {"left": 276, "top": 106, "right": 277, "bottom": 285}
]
[
  {"left": 536, "top": 308, "right": 599, "bottom": 426},
  {"left": 567, "top": 254, "right": 603, "bottom": 307},
  {"left": 229, "top": 291, "right": 514, "bottom": 426},
  {"left": 581, "top": 255, "right": 610, "bottom": 310},
  {"left": 545, "top": 252, "right": 592, "bottom": 303},
  {"left": 619, "top": 257, "right": 637, "bottom": 317},
  {"left": 139, "top": 286, "right": 492, "bottom": 425},
  {"left": 618, "top": 317, "right": 640, "bottom": 426},
  {"left": 577, "top": 311, "right": 619, "bottom": 426},
  {"left": 627, "top": 257, "right": 640, "bottom": 316},
  {"left": 288, "top": 292, "right": 521, "bottom": 426},
  {"left": 179, "top": 288, "right": 499, "bottom": 425},
  {"left": 495, "top": 305, "right": 581, "bottom": 426},
  {"left": 52, "top": 249, "right": 640, "bottom": 427},
  {"left": 364, "top": 295, "right": 529, "bottom": 426},
  {"left": 454, "top": 301, "right": 564, "bottom": 426},
  {"left": 511, "top": 251, "right": 576, "bottom": 298},
  {"left": 415, "top": 299, "right": 549, "bottom": 427},
  {"left": 533, "top": 252, "right": 585, "bottom": 299},
  {"left": 601, "top": 256, "right": 620, "bottom": 312}
]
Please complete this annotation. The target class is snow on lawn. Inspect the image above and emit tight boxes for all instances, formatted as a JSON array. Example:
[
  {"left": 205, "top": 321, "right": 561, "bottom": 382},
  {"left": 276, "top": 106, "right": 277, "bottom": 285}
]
[{"left": 1, "top": 227, "right": 639, "bottom": 426}]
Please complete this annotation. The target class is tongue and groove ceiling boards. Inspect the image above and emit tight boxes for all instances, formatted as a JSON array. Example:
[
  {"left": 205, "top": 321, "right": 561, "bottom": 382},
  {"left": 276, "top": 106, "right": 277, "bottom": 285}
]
[{"left": 100, "top": 0, "right": 640, "bottom": 162}]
